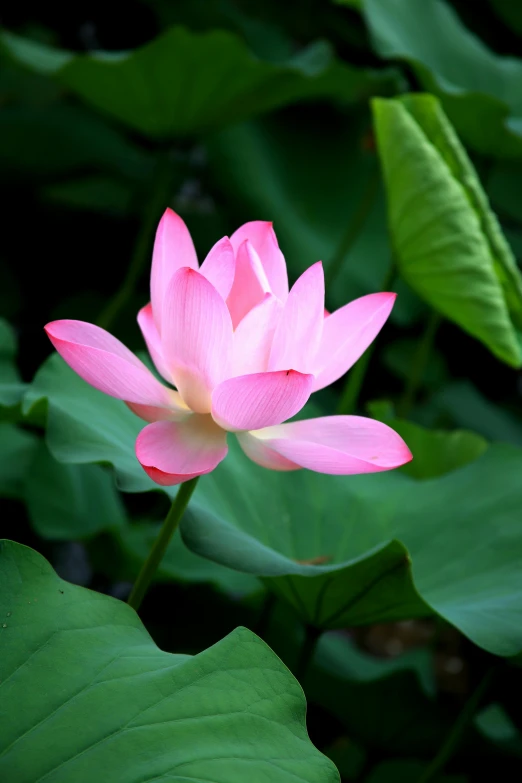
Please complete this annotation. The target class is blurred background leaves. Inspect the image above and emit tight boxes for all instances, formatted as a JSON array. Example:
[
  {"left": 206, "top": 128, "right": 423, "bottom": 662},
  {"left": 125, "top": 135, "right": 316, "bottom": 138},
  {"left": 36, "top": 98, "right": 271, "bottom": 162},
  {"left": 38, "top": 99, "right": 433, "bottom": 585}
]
[{"left": 3, "top": 0, "right": 522, "bottom": 781}]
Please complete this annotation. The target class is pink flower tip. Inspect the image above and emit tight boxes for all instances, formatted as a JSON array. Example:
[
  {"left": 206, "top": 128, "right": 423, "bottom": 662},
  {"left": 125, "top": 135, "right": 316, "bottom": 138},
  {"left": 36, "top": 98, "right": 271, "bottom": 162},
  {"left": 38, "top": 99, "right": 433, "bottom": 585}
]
[
  {"left": 402, "top": 445, "right": 414, "bottom": 465},
  {"left": 158, "top": 206, "right": 187, "bottom": 229},
  {"left": 44, "top": 321, "right": 64, "bottom": 340}
]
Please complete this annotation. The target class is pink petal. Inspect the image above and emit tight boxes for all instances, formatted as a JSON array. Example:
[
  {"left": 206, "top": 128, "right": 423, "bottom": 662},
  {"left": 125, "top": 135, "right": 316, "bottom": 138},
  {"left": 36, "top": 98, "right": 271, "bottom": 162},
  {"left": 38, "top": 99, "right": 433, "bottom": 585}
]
[
  {"left": 151, "top": 208, "right": 198, "bottom": 332},
  {"left": 232, "top": 293, "right": 283, "bottom": 376},
  {"left": 238, "top": 415, "right": 412, "bottom": 474},
  {"left": 162, "top": 268, "right": 233, "bottom": 414},
  {"left": 211, "top": 370, "right": 313, "bottom": 432},
  {"left": 136, "top": 415, "right": 228, "bottom": 486},
  {"left": 230, "top": 221, "right": 288, "bottom": 302},
  {"left": 313, "top": 293, "right": 396, "bottom": 392},
  {"left": 236, "top": 431, "right": 299, "bottom": 472},
  {"left": 45, "top": 320, "right": 184, "bottom": 413},
  {"left": 226, "top": 240, "right": 271, "bottom": 328},
  {"left": 137, "top": 303, "right": 172, "bottom": 383},
  {"left": 126, "top": 402, "right": 190, "bottom": 424},
  {"left": 268, "top": 261, "right": 325, "bottom": 374},
  {"left": 199, "top": 237, "right": 235, "bottom": 300}
]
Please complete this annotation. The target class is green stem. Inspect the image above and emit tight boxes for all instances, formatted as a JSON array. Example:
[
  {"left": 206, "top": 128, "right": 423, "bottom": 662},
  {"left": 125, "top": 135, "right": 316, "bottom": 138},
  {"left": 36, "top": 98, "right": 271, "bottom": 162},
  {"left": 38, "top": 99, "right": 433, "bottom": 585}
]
[
  {"left": 97, "top": 152, "right": 178, "bottom": 331},
  {"left": 295, "top": 625, "right": 322, "bottom": 683},
  {"left": 397, "top": 310, "right": 441, "bottom": 419},
  {"left": 337, "top": 259, "right": 397, "bottom": 414},
  {"left": 127, "top": 477, "right": 199, "bottom": 611},
  {"left": 417, "top": 667, "right": 496, "bottom": 783},
  {"left": 326, "top": 169, "right": 380, "bottom": 288}
]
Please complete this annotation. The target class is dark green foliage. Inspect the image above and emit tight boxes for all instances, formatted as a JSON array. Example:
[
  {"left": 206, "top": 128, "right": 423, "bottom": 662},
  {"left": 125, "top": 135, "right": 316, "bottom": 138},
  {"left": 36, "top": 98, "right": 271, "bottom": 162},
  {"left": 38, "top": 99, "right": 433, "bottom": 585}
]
[{"left": 3, "top": 2, "right": 522, "bottom": 780}]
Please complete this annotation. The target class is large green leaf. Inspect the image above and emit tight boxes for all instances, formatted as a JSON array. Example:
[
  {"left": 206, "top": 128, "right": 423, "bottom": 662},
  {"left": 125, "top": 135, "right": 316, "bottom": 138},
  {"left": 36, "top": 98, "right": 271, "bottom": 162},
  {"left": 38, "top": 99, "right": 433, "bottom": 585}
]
[
  {"left": 182, "top": 439, "right": 522, "bottom": 656},
  {"left": 0, "top": 540, "right": 337, "bottom": 783},
  {"left": 373, "top": 93, "right": 522, "bottom": 367},
  {"left": 361, "top": 0, "right": 522, "bottom": 158},
  {"left": 0, "top": 27, "right": 396, "bottom": 138},
  {"left": 25, "top": 354, "right": 522, "bottom": 655},
  {"left": 207, "top": 113, "right": 423, "bottom": 325}
]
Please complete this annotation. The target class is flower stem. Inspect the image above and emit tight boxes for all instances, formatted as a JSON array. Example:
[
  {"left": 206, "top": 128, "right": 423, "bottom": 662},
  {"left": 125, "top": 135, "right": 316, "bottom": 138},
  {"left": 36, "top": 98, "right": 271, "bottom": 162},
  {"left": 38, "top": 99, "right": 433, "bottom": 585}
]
[
  {"left": 397, "top": 309, "right": 441, "bottom": 419},
  {"left": 295, "top": 624, "right": 322, "bottom": 683},
  {"left": 417, "top": 667, "right": 496, "bottom": 783},
  {"left": 127, "top": 477, "right": 199, "bottom": 611},
  {"left": 326, "top": 168, "right": 380, "bottom": 288},
  {"left": 337, "top": 258, "right": 397, "bottom": 414},
  {"left": 97, "top": 152, "right": 179, "bottom": 331}
]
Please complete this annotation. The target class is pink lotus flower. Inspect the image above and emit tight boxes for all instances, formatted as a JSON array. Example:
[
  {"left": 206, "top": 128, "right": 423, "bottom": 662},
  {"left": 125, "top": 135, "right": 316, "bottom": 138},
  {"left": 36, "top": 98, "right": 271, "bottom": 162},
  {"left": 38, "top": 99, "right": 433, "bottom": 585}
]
[{"left": 45, "top": 209, "right": 412, "bottom": 485}]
